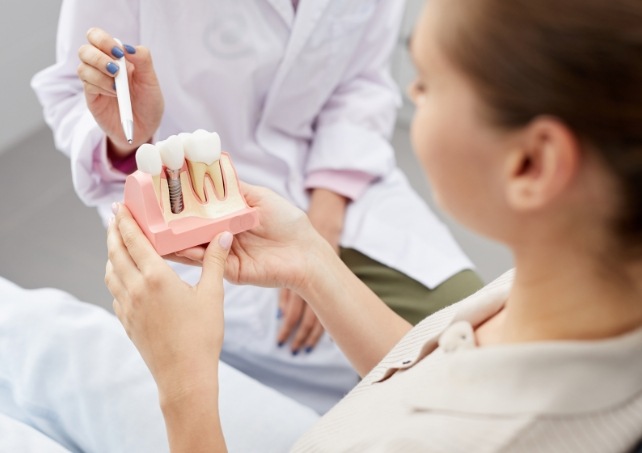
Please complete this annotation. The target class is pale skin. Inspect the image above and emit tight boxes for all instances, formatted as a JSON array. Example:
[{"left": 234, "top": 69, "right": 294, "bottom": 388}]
[
  {"left": 79, "top": 27, "right": 356, "bottom": 351},
  {"left": 106, "top": 0, "right": 642, "bottom": 451}
]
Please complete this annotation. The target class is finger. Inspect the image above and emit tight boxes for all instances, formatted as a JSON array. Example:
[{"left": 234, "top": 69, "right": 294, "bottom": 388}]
[
  {"left": 106, "top": 213, "right": 141, "bottom": 288},
  {"left": 115, "top": 204, "right": 166, "bottom": 273},
  {"left": 122, "top": 45, "right": 157, "bottom": 78},
  {"left": 85, "top": 27, "right": 127, "bottom": 64},
  {"left": 77, "top": 62, "right": 116, "bottom": 94},
  {"left": 289, "top": 304, "right": 320, "bottom": 354},
  {"left": 278, "top": 288, "right": 289, "bottom": 320},
  {"left": 82, "top": 80, "right": 117, "bottom": 97},
  {"left": 112, "top": 298, "right": 122, "bottom": 319},
  {"left": 78, "top": 42, "right": 121, "bottom": 78},
  {"left": 303, "top": 322, "right": 325, "bottom": 354},
  {"left": 104, "top": 259, "right": 128, "bottom": 303},
  {"left": 238, "top": 181, "right": 269, "bottom": 208},
  {"left": 171, "top": 245, "right": 207, "bottom": 266},
  {"left": 277, "top": 292, "right": 304, "bottom": 347},
  {"left": 198, "top": 232, "right": 233, "bottom": 295}
]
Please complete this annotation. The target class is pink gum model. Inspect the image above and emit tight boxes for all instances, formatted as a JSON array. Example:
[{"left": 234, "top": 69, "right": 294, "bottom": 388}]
[{"left": 124, "top": 152, "right": 259, "bottom": 256}]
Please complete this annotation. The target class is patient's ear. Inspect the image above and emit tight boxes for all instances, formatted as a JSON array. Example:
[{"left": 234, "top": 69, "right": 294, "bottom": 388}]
[{"left": 504, "top": 117, "right": 580, "bottom": 212}]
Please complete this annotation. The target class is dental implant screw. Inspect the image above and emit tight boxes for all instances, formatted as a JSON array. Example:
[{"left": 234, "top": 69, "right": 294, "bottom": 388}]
[{"left": 165, "top": 169, "right": 184, "bottom": 214}]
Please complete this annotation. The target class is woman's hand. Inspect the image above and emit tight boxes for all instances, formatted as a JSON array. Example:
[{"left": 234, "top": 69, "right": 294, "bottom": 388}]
[
  {"left": 105, "top": 204, "right": 232, "bottom": 398},
  {"left": 170, "top": 183, "right": 330, "bottom": 293},
  {"left": 77, "top": 27, "right": 164, "bottom": 158}
]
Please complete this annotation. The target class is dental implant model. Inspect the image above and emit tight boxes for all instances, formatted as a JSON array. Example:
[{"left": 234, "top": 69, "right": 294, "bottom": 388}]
[
  {"left": 158, "top": 135, "right": 185, "bottom": 214},
  {"left": 123, "top": 130, "right": 259, "bottom": 255}
]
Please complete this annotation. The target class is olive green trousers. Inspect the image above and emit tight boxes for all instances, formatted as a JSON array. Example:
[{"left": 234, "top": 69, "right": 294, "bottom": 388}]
[{"left": 340, "top": 248, "right": 484, "bottom": 326}]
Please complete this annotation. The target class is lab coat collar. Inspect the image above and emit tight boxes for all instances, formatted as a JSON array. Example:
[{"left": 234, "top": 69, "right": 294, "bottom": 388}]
[
  {"left": 264, "top": 0, "right": 295, "bottom": 28},
  {"left": 284, "top": 0, "right": 332, "bottom": 63},
  {"left": 264, "top": 0, "right": 331, "bottom": 42},
  {"left": 256, "top": 0, "right": 332, "bottom": 160}
]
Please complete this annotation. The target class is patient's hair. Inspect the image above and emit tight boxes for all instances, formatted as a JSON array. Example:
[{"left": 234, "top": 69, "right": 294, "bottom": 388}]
[{"left": 440, "top": 0, "right": 642, "bottom": 250}]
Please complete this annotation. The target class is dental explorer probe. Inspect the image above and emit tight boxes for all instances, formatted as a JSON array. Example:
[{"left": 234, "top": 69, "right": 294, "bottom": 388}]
[{"left": 113, "top": 38, "right": 134, "bottom": 144}]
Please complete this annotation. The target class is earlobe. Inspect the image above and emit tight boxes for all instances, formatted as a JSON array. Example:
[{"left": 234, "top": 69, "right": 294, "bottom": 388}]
[{"left": 504, "top": 118, "right": 580, "bottom": 212}]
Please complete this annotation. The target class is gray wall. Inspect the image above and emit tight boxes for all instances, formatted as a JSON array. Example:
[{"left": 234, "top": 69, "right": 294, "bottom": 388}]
[{"left": 0, "top": 0, "right": 63, "bottom": 154}]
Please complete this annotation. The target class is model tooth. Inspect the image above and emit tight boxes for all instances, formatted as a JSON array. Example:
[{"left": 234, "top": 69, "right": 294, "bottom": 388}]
[
  {"left": 158, "top": 135, "right": 185, "bottom": 171},
  {"left": 158, "top": 135, "right": 185, "bottom": 214},
  {"left": 135, "top": 143, "right": 163, "bottom": 203},
  {"left": 177, "top": 132, "right": 191, "bottom": 148},
  {"left": 184, "top": 130, "right": 223, "bottom": 202},
  {"left": 135, "top": 143, "right": 162, "bottom": 175}
]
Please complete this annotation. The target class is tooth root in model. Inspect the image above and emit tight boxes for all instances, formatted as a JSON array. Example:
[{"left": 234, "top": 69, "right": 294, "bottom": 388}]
[
  {"left": 184, "top": 129, "right": 224, "bottom": 203},
  {"left": 135, "top": 143, "right": 163, "bottom": 204},
  {"left": 158, "top": 135, "right": 186, "bottom": 214}
]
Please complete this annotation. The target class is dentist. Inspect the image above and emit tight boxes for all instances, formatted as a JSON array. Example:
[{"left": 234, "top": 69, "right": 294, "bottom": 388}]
[{"left": 32, "top": 0, "right": 481, "bottom": 414}]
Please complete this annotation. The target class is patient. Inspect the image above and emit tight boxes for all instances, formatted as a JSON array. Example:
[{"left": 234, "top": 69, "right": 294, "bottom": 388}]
[{"left": 105, "top": 0, "right": 642, "bottom": 451}]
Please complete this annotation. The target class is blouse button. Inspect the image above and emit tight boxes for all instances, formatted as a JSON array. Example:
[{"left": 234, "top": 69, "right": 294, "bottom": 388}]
[{"left": 438, "top": 321, "right": 475, "bottom": 353}]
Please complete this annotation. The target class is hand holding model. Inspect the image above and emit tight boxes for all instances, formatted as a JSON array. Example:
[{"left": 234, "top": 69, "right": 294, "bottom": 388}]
[
  {"left": 77, "top": 27, "right": 164, "bottom": 157},
  {"left": 107, "top": 182, "right": 407, "bottom": 390}
]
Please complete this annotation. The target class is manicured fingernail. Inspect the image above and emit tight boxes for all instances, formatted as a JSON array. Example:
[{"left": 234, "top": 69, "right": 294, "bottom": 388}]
[
  {"left": 305, "top": 346, "right": 314, "bottom": 354},
  {"left": 218, "top": 231, "right": 233, "bottom": 250},
  {"left": 277, "top": 341, "right": 285, "bottom": 348},
  {"left": 123, "top": 44, "right": 136, "bottom": 54},
  {"left": 111, "top": 202, "right": 119, "bottom": 215},
  {"left": 277, "top": 308, "right": 283, "bottom": 319},
  {"left": 292, "top": 349, "right": 299, "bottom": 356},
  {"left": 106, "top": 62, "right": 119, "bottom": 75},
  {"left": 111, "top": 46, "right": 124, "bottom": 59}
]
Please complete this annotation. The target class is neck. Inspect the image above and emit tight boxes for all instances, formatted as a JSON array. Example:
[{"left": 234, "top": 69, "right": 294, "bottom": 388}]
[{"left": 480, "top": 243, "right": 642, "bottom": 345}]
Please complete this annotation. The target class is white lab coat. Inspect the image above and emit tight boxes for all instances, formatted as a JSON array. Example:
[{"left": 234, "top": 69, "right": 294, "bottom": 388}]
[{"left": 32, "top": 0, "right": 473, "bottom": 413}]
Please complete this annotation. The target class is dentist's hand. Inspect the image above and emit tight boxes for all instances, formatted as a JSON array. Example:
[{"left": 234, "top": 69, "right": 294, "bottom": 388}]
[
  {"left": 277, "top": 189, "right": 347, "bottom": 355},
  {"left": 77, "top": 27, "right": 164, "bottom": 160},
  {"left": 106, "top": 204, "right": 231, "bottom": 397}
]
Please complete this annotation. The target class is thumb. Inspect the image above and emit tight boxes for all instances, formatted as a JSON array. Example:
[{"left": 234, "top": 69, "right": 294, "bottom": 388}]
[
  {"left": 125, "top": 45, "right": 158, "bottom": 78},
  {"left": 198, "top": 231, "right": 233, "bottom": 293}
]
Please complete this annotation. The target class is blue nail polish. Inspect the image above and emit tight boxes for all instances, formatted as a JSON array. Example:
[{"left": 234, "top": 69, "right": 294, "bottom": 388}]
[
  {"left": 111, "top": 46, "right": 124, "bottom": 59},
  {"left": 106, "top": 62, "right": 119, "bottom": 75},
  {"left": 277, "top": 308, "right": 283, "bottom": 319},
  {"left": 123, "top": 44, "right": 136, "bottom": 54},
  {"left": 292, "top": 350, "right": 299, "bottom": 356},
  {"left": 305, "top": 346, "right": 314, "bottom": 354},
  {"left": 278, "top": 341, "right": 284, "bottom": 348}
]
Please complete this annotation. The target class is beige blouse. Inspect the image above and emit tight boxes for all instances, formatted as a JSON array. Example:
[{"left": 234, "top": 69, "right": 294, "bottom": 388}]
[{"left": 293, "top": 271, "right": 642, "bottom": 452}]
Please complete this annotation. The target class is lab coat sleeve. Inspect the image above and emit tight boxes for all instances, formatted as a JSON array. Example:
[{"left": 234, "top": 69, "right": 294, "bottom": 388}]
[
  {"left": 31, "top": 0, "right": 140, "bottom": 209},
  {"left": 304, "top": 1, "right": 406, "bottom": 200}
]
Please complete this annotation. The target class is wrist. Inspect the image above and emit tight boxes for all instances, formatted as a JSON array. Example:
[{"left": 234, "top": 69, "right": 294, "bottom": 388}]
[
  {"left": 107, "top": 136, "right": 139, "bottom": 160},
  {"left": 158, "top": 362, "right": 220, "bottom": 410},
  {"left": 294, "top": 232, "right": 342, "bottom": 300},
  {"left": 308, "top": 188, "right": 348, "bottom": 240}
]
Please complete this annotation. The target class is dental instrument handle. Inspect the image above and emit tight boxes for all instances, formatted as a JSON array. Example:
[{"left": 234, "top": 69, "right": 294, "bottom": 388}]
[{"left": 114, "top": 38, "right": 134, "bottom": 144}]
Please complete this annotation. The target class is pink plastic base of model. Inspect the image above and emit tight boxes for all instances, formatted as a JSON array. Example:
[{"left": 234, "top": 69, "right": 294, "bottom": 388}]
[{"left": 123, "top": 165, "right": 259, "bottom": 256}]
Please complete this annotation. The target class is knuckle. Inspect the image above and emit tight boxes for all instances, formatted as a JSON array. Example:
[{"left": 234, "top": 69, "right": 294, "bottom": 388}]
[
  {"left": 142, "top": 268, "right": 162, "bottom": 287},
  {"left": 128, "top": 284, "right": 144, "bottom": 302},
  {"left": 120, "top": 227, "right": 137, "bottom": 248},
  {"left": 301, "top": 318, "right": 315, "bottom": 330}
]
